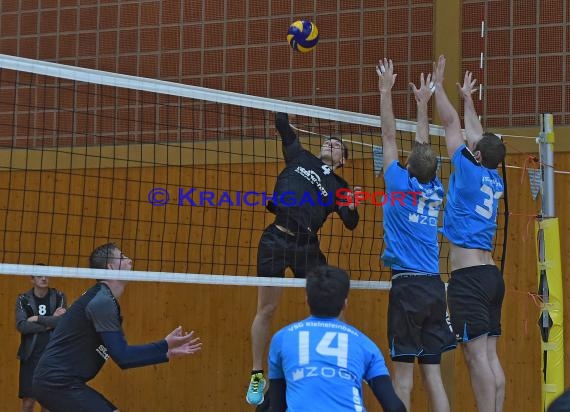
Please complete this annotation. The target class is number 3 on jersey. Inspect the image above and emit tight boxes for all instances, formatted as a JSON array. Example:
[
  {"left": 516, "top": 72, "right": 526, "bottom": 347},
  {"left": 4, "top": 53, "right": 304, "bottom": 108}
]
[
  {"left": 475, "top": 184, "right": 503, "bottom": 219},
  {"left": 298, "top": 331, "right": 348, "bottom": 368}
]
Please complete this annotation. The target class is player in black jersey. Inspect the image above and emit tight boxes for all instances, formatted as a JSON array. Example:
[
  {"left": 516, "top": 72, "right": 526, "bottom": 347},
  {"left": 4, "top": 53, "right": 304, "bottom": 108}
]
[
  {"left": 32, "top": 243, "right": 202, "bottom": 412},
  {"left": 246, "top": 112, "right": 361, "bottom": 405},
  {"left": 16, "top": 268, "right": 67, "bottom": 412}
]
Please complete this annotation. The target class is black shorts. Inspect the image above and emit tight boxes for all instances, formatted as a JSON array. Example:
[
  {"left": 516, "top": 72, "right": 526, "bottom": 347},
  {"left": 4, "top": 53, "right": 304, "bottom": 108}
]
[
  {"left": 33, "top": 381, "right": 117, "bottom": 412},
  {"left": 387, "top": 273, "right": 456, "bottom": 362},
  {"left": 447, "top": 264, "right": 505, "bottom": 342},
  {"left": 19, "top": 351, "right": 42, "bottom": 399},
  {"left": 257, "top": 224, "right": 326, "bottom": 278}
]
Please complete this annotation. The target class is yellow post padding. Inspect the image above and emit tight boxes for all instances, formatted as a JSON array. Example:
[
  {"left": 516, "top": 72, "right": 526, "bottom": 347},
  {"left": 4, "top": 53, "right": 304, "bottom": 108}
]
[{"left": 535, "top": 217, "right": 564, "bottom": 410}]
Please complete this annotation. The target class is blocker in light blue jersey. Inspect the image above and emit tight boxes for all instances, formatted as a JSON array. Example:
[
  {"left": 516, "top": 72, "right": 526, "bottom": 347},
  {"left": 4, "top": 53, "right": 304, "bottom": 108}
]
[
  {"left": 381, "top": 160, "right": 443, "bottom": 274},
  {"left": 268, "top": 316, "right": 390, "bottom": 412},
  {"left": 443, "top": 145, "right": 504, "bottom": 251}
]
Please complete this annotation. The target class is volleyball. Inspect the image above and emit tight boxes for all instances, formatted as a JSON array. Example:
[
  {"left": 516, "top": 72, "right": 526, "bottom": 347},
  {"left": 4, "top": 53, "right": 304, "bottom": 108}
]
[{"left": 287, "top": 20, "right": 319, "bottom": 53}]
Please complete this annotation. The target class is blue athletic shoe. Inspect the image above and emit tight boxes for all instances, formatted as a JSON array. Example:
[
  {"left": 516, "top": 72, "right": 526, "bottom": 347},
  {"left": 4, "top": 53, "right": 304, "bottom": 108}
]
[{"left": 246, "top": 372, "right": 266, "bottom": 405}]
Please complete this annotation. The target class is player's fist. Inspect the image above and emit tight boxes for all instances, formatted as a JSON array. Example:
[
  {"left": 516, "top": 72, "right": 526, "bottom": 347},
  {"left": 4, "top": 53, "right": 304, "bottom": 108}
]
[{"left": 349, "top": 186, "right": 363, "bottom": 210}]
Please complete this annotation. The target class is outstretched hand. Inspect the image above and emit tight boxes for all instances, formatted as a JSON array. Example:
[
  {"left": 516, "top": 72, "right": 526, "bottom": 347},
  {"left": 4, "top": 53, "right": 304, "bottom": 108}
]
[
  {"left": 165, "top": 326, "right": 202, "bottom": 359},
  {"left": 457, "top": 70, "right": 478, "bottom": 101},
  {"left": 432, "top": 55, "right": 446, "bottom": 86},
  {"left": 410, "top": 72, "right": 434, "bottom": 105},
  {"left": 376, "top": 58, "right": 397, "bottom": 93}
]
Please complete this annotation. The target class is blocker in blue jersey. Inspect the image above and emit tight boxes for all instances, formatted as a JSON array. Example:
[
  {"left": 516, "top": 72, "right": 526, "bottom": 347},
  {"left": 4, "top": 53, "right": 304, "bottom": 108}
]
[
  {"left": 377, "top": 58, "right": 456, "bottom": 412},
  {"left": 433, "top": 55, "right": 506, "bottom": 412}
]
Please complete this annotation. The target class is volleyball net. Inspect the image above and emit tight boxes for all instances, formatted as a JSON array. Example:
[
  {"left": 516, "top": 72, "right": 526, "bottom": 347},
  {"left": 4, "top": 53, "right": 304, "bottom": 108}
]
[{"left": 0, "top": 54, "right": 507, "bottom": 288}]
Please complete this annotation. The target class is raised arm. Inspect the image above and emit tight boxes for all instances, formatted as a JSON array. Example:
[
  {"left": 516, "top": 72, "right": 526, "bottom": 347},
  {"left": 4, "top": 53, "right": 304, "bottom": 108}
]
[
  {"left": 275, "top": 112, "right": 303, "bottom": 162},
  {"left": 432, "top": 55, "right": 464, "bottom": 157},
  {"left": 410, "top": 72, "right": 434, "bottom": 144},
  {"left": 377, "top": 58, "right": 398, "bottom": 170},
  {"left": 458, "top": 70, "right": 484, "bottom": 147},
  {"left": 275, "top": 112, "right": 297, "bottom": 145}
]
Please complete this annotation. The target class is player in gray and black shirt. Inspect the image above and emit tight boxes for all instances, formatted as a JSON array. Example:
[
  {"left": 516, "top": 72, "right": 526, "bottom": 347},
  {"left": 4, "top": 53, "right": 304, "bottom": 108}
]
[{"left": 33, "top": 243, "right": 202, "bottom": 412}]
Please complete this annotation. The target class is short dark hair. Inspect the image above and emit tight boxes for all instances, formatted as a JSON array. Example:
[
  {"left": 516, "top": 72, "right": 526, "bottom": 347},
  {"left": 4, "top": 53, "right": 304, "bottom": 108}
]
[
  {"left": 475, "top": 132, "right": 506, "bottom": 169},
  {"left": 306, "top": 265, "right": 350, "bottom": 317},
  {"left": 89, "top": 243, "right": 119, "bottom": 270},
  {"left": 328, "top": 137, "right": 349, "bottom": 160},
  {"left": 407, "top": 142, "right": 438, "bottom": 183}
]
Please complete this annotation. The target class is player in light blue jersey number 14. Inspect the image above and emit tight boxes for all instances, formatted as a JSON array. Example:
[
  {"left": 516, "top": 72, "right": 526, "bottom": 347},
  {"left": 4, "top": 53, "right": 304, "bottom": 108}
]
[
  {"left": 265, "top": 265, "right": 405, "bottom": 412},
  {"left": 433, "top": 55, "right": 506, "bottom": 412}
]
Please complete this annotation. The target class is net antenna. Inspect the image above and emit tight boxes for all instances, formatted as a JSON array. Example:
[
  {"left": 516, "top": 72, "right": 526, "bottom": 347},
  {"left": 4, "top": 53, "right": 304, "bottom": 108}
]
[{"left": 0, "top": 54, "right": 506, "bottom": 289}]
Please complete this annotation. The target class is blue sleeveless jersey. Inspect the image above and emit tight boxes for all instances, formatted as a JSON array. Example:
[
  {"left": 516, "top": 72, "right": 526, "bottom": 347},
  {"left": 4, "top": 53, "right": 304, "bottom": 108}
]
[
  {"left": 381, "top": 160, "right": 443, "bottom": 274},
  {"left": 268, "top": 316, "right": 389, "bottom": 412},
  {"left": 443, "top": 145, "right": 504, "bottom": 250}
]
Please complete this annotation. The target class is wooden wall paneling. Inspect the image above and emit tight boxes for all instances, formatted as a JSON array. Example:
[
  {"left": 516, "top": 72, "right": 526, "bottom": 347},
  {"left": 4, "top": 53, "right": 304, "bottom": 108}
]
[{"left": 0, "top": 152, "right": 568, "bottom": 410}]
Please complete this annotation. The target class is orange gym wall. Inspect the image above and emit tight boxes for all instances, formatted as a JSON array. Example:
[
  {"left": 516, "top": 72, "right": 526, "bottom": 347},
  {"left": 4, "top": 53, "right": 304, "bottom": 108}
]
[
  {"left": 1, "top": 0, "right": 567, "bottom": 131},
  {"left": 0, "top": 0, "right": 435, "bottom": 132},
  {"left": 0, "top": 151, "right": 567, "bottom": 411},
  {"left": 0, "top": 1, "right": 569, "bottom": 411}
]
